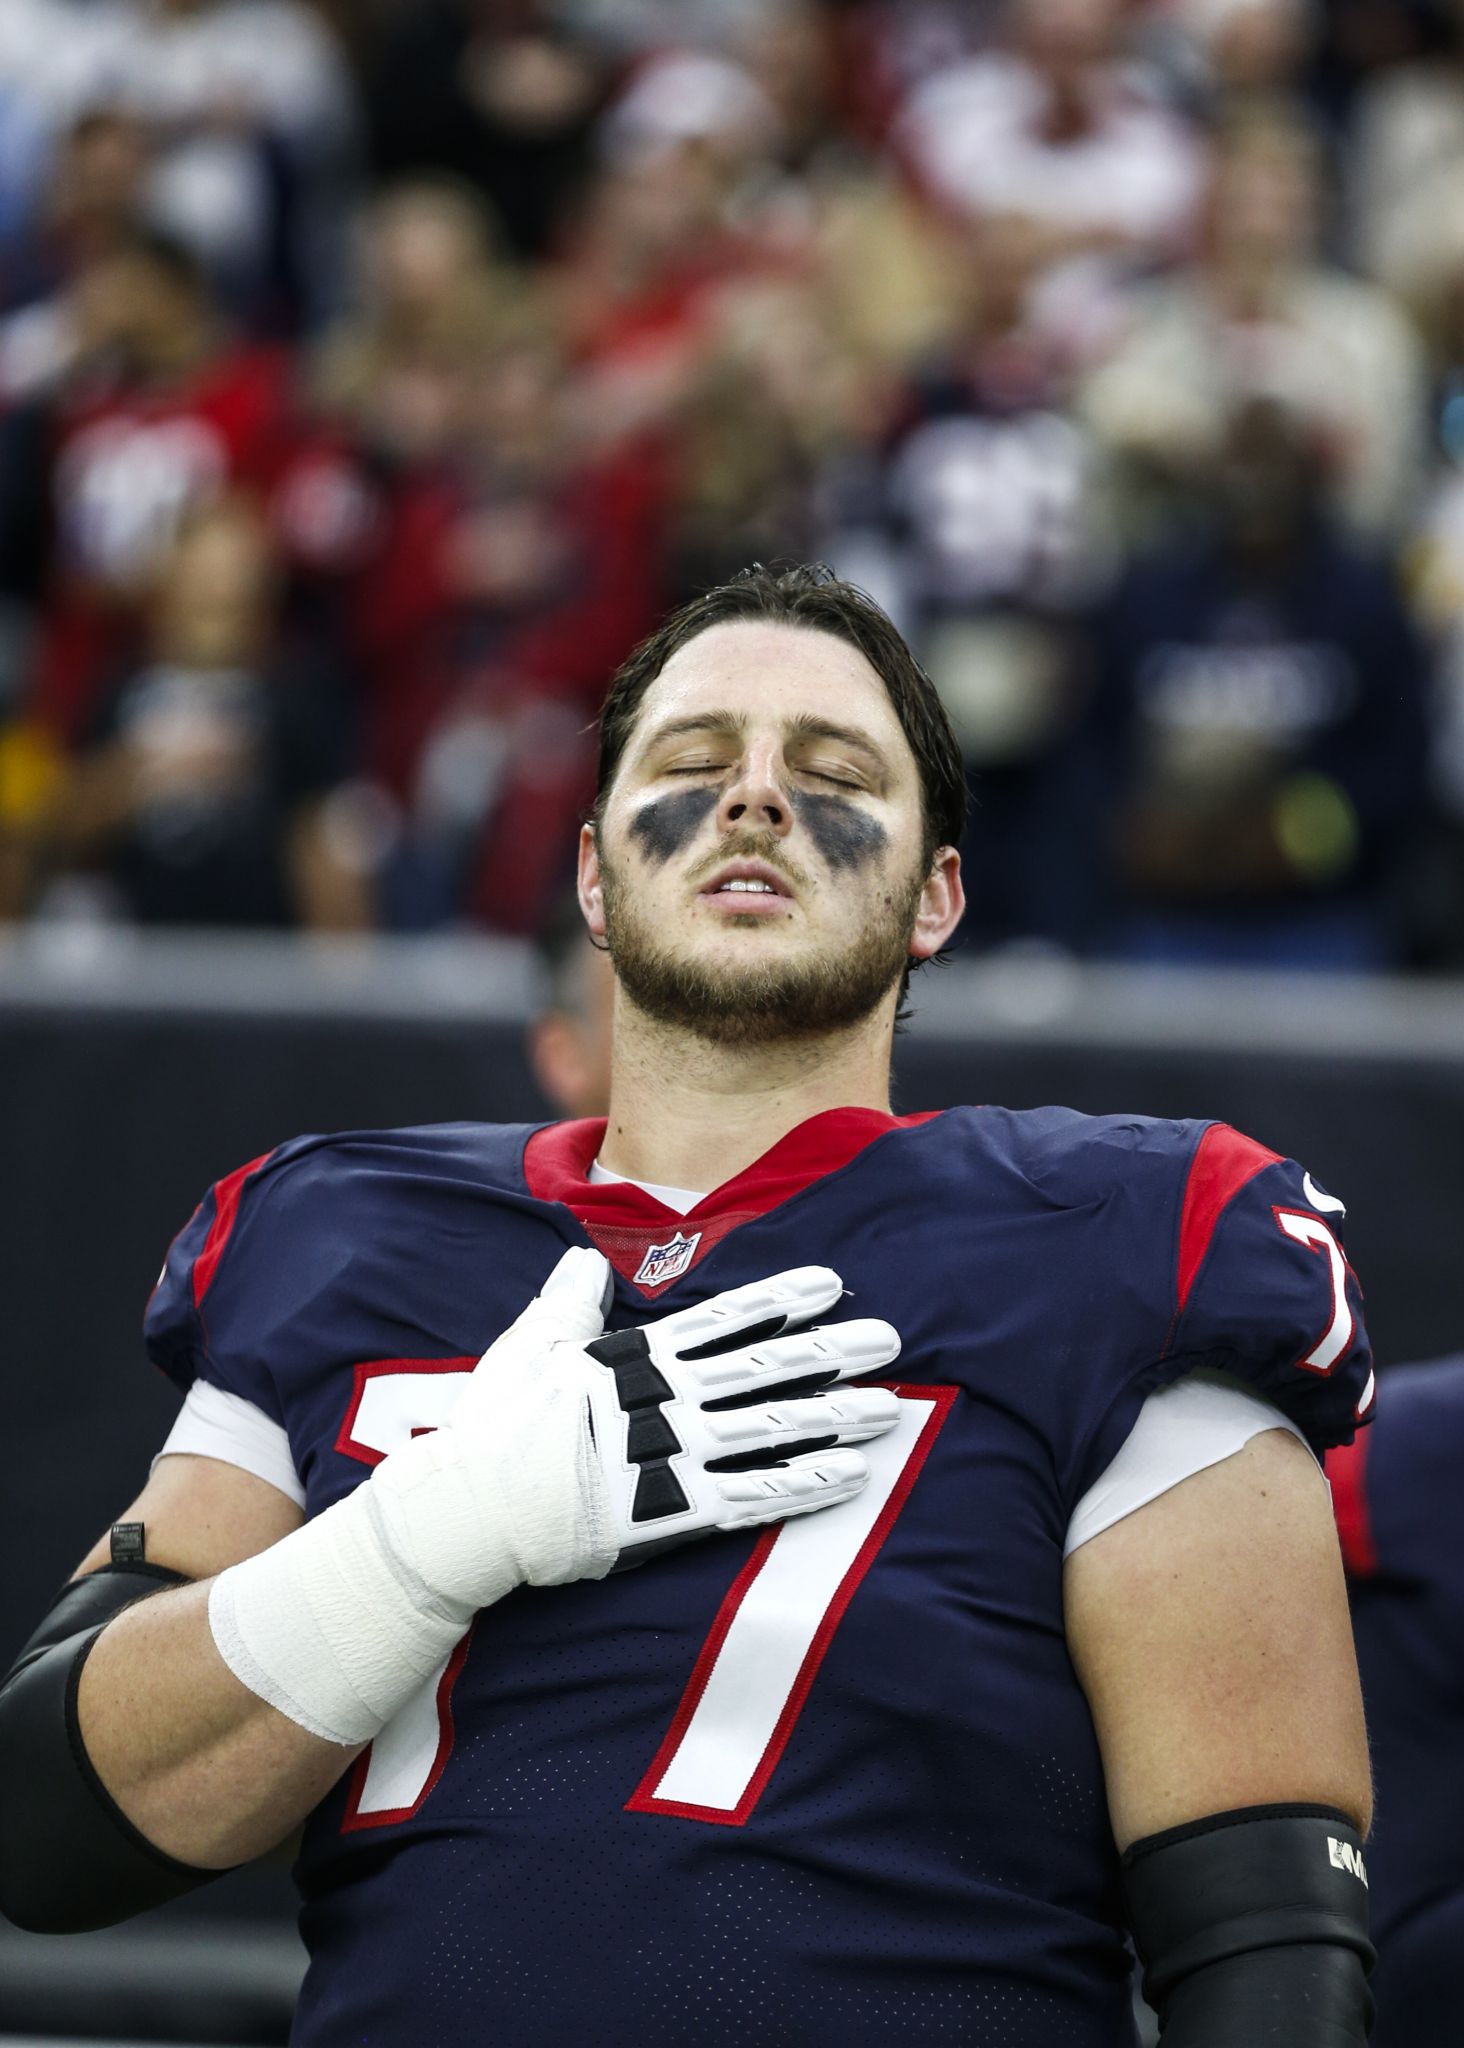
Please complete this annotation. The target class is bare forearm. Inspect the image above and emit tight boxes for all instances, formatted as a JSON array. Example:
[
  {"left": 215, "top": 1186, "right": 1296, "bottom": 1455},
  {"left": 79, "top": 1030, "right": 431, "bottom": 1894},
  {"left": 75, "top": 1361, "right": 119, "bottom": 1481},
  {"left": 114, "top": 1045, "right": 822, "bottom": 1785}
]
[{"left": 77, "top": 1580, "right": 360, "bottom": 1868}]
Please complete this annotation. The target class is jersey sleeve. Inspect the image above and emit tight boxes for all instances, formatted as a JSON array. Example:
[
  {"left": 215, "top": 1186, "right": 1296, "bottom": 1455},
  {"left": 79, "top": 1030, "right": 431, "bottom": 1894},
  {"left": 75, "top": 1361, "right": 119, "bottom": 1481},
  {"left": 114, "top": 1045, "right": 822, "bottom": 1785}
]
[
  {"left": 1163, "top": 1123, "right": 1374, "bottom": 1453},
  {"left": 142, "top": 1147, "right": 288, "bottom": 1423}
]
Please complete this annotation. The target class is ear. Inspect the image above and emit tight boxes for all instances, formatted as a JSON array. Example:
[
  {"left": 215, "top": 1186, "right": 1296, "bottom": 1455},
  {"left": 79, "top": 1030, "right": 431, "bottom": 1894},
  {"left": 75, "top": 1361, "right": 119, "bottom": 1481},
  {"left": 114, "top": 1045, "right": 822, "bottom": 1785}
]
[
  {"left": 577, "top": 823, "right": 606, "bottom": 941},
  {"left": 909, "top": 846, "right": 965, "bottom": 961}
]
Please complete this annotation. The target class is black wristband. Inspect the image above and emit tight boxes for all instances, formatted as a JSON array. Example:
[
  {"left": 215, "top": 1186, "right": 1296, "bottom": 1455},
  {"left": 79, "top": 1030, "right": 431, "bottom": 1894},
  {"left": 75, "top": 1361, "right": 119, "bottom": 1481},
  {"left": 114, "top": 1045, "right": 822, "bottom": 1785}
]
[{"left": 1123, "top": 1803, "right": 1374, "bottom": 2045}]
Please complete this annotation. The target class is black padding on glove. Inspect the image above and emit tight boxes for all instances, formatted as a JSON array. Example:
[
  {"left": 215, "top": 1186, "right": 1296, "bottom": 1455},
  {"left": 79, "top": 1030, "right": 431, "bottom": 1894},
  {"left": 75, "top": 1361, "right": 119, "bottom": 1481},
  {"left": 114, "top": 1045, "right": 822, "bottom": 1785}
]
[
  {"left": 1123, "top": 1803, "right": 1375, "bottom": 2044},
  {"left": 0, "top": 1565, "right": 222, "bottom": 1932},
  {"left": 587, "top": 1328, "right": 677, "bottom": 1413},
  {"left": 587, "top": 1327, "right": 690, "bottom": 1521}
]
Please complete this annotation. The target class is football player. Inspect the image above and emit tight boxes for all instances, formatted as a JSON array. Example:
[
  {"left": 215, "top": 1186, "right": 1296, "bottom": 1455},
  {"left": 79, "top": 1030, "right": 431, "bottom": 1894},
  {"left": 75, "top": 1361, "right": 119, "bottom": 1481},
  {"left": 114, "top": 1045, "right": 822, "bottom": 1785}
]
[
  {"left": 1, "top": 565, "right": 1375, "bottom": 2045},
  {"left": 1327, "top": 1355, "right": 1464, "bottom": 2048}
]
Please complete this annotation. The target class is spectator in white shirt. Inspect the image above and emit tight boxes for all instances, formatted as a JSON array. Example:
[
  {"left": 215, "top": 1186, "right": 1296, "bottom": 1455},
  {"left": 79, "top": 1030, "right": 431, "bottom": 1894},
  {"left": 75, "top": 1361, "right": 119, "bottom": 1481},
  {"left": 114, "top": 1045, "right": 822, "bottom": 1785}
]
[
  {"left": 895, "top": 0, "right": 1207, "bottom": 272},
  {"left": 1081, "top": 102, "right": 1426, "bottom": 543}
]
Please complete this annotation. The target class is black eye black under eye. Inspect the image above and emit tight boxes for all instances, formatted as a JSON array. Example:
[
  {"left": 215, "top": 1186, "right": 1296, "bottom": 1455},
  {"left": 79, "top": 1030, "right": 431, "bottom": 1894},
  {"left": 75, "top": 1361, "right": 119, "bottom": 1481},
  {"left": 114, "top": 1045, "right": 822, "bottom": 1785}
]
[
  {"left": 630, "top": 785, "right": 719, "bottom": 862},
  {"left": 789, "top": 788, "right": 889, "bottom": 871}
]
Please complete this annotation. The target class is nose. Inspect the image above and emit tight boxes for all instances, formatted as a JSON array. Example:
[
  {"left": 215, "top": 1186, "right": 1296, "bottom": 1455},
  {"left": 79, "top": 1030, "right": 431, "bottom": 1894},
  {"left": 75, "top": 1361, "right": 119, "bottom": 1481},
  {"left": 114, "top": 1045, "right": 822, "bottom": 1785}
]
[{"left": 716, "top": 741, "right": 793, "bottom": 840}]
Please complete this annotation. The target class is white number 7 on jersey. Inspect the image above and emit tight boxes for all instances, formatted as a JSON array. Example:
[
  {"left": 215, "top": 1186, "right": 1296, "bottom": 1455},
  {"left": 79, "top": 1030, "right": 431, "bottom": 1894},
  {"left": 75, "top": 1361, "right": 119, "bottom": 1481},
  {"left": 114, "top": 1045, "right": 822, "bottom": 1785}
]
[
  {"left": 1273, "top": 1207, "right": 1373, "bottom": 1419},
  {"left": 334, "top": 1366, "right": 953, "bottom": 1830},
  {"left": 628, "top": 1384, "right": 954, "bottom": 1824}
]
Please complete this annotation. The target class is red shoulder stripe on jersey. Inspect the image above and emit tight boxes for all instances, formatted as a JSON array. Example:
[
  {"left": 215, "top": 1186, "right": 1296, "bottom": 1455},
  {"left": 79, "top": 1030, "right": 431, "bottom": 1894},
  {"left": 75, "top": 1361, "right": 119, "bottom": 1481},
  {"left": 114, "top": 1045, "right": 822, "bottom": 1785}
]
[
  {"left": 1175, "top": 1122, "right": 1282, "bottom": 1313},
  {"left": 192, "top": 1152, "right": 273, "bottom": 1310},
  {"left": 1326, "top": 1433, "right": 1379, "bottom": 1578}
]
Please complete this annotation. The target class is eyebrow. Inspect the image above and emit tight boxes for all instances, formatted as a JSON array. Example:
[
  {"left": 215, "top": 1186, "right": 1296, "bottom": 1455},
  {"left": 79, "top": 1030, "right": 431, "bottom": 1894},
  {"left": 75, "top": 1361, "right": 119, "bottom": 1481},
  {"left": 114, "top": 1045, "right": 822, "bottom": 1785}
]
[{"left": 639, "top": 709, "right": 891, "bottom": 765}]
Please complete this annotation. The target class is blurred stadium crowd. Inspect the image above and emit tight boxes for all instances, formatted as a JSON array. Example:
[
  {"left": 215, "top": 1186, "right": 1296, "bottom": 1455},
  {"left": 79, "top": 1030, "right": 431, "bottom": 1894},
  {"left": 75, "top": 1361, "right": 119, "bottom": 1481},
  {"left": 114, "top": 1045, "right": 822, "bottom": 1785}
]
[{"left": 1, "top": 0, "right": 1463, "bottom": 969}]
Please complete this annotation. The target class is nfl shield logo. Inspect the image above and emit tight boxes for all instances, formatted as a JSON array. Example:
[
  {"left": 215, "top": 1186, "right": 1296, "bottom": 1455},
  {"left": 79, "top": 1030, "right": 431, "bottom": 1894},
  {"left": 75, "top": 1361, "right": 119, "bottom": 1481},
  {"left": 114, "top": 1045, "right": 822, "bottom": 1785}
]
[{"left": 633, "top": 1230, "right": 703, "bottom": 1287}]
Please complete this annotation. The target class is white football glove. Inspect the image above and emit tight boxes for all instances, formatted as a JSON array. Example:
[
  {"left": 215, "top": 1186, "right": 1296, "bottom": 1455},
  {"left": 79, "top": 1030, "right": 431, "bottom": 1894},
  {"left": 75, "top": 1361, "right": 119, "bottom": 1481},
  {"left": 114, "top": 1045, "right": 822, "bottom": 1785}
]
[{"left": 209, "top": 1249, "right": 900, "bottom": 1746}]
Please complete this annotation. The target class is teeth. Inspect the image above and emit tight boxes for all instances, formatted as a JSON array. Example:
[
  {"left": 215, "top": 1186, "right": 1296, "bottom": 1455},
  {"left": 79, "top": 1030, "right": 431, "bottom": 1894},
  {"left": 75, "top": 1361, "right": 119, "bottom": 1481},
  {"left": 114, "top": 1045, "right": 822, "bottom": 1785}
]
[{"left": 723, "top": 878, "right": 775, "bottom": 893}]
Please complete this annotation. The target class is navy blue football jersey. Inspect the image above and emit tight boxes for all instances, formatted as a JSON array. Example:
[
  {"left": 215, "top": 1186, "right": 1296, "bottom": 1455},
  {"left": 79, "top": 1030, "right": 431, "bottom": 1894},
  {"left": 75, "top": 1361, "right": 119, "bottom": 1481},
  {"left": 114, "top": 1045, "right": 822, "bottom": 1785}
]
[
  {"left": 146, "top": 1106, "right": 1374, "bottom": 2048},
  {"left": 1328, "top": 1357, "right": 1464, "bottom": 2048}
]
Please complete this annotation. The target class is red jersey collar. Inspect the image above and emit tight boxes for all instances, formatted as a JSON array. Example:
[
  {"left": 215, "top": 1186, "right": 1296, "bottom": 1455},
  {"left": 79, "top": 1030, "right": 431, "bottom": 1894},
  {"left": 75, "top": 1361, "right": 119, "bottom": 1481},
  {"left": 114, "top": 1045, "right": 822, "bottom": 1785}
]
[{"left": 523, "top": 1105, "right": 941, "bottom": 1296}]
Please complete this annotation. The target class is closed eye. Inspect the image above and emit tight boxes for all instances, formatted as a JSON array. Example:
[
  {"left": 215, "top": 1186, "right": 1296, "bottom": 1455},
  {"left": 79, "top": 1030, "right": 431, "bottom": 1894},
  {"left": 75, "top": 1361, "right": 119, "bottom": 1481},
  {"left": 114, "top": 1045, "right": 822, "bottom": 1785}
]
[{"left": 662, "top": 764, "right": 863, "bottom": 789}]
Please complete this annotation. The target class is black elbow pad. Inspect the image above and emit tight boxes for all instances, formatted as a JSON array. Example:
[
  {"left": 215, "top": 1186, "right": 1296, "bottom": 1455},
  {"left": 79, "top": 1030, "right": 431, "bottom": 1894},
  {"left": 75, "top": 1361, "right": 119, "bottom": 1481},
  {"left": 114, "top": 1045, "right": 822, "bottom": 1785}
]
[
  {"left": 0, "top": 1566, "right": 222, "bottom": 1933},
  {"left": 1123, "top": 1803, "right": 1375, "bottom": 2044}
]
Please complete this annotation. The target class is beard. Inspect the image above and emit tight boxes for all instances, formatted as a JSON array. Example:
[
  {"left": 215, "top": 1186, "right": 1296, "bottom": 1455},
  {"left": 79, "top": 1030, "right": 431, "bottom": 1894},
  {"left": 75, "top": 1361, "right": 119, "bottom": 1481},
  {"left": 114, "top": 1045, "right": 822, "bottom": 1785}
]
[{"left": 599, "top": 833, "right": 926, "bottom": 1048}]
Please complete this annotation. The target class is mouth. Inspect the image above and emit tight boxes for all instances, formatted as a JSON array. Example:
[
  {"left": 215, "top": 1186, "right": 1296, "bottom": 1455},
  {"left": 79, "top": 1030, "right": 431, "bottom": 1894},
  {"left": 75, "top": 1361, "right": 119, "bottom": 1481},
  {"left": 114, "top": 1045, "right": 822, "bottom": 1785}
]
[{"left": 697, "top": 860, "right": 796, "bottom": 916}]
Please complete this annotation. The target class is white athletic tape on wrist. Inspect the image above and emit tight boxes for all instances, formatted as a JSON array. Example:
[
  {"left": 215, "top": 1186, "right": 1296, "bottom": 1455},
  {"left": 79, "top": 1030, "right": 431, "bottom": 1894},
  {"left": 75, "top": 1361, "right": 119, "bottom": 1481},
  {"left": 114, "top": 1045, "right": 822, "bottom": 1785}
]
[
  {"left": 208, "top": 1480, "right": 467, "bottom": 1747},
  {"left": 208, "top": 1250, "right": 615, "bottom": 1745}
]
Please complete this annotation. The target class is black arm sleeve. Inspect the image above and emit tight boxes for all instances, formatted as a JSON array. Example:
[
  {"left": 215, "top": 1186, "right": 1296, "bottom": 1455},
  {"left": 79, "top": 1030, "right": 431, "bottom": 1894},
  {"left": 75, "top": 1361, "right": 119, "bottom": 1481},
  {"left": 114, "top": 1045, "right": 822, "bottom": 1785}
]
[
  {"left": 0, "top": 1566, "right": 226, "bottom": 1933},
  {"left": 1123, "top": 1803, "right": 1375, "bottom": 2045}
]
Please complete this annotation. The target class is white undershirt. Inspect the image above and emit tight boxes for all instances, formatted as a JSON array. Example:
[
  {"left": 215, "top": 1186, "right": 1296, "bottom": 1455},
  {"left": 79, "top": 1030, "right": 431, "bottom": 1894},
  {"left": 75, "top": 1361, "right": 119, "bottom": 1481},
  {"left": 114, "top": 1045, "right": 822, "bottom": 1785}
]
[
  {"left": 157, "top": 1162, "right": 1311, "bottom": 1551},
  {"left": 587, "top": 1160, "right": 705, "bottom": 1210}
]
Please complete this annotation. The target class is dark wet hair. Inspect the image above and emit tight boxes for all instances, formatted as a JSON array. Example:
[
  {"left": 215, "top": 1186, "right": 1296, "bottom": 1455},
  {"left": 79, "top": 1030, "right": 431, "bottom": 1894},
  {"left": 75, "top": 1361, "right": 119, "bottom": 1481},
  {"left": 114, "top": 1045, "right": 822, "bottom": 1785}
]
[{"left": 593, "top": 562, "right": 967, "bottom": 861}]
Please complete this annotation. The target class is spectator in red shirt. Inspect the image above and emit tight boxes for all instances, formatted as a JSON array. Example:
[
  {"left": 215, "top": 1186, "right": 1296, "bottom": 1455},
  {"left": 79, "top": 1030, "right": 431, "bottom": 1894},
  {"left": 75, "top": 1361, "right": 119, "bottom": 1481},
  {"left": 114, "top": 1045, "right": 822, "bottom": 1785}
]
[
  {"left": 1, "top": 228, "right": 357, "bottom": 748},
  {"left": 354, "top": 308, "right": 670, "bottom": 934}
]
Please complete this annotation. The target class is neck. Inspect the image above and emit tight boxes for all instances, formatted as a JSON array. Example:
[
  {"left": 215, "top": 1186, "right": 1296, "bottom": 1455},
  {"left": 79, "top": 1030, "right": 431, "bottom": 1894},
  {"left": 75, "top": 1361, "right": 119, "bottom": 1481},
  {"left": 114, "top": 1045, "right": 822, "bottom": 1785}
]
[{"left": 598, "top": 987, "right": 898, "bottom": 1191}]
